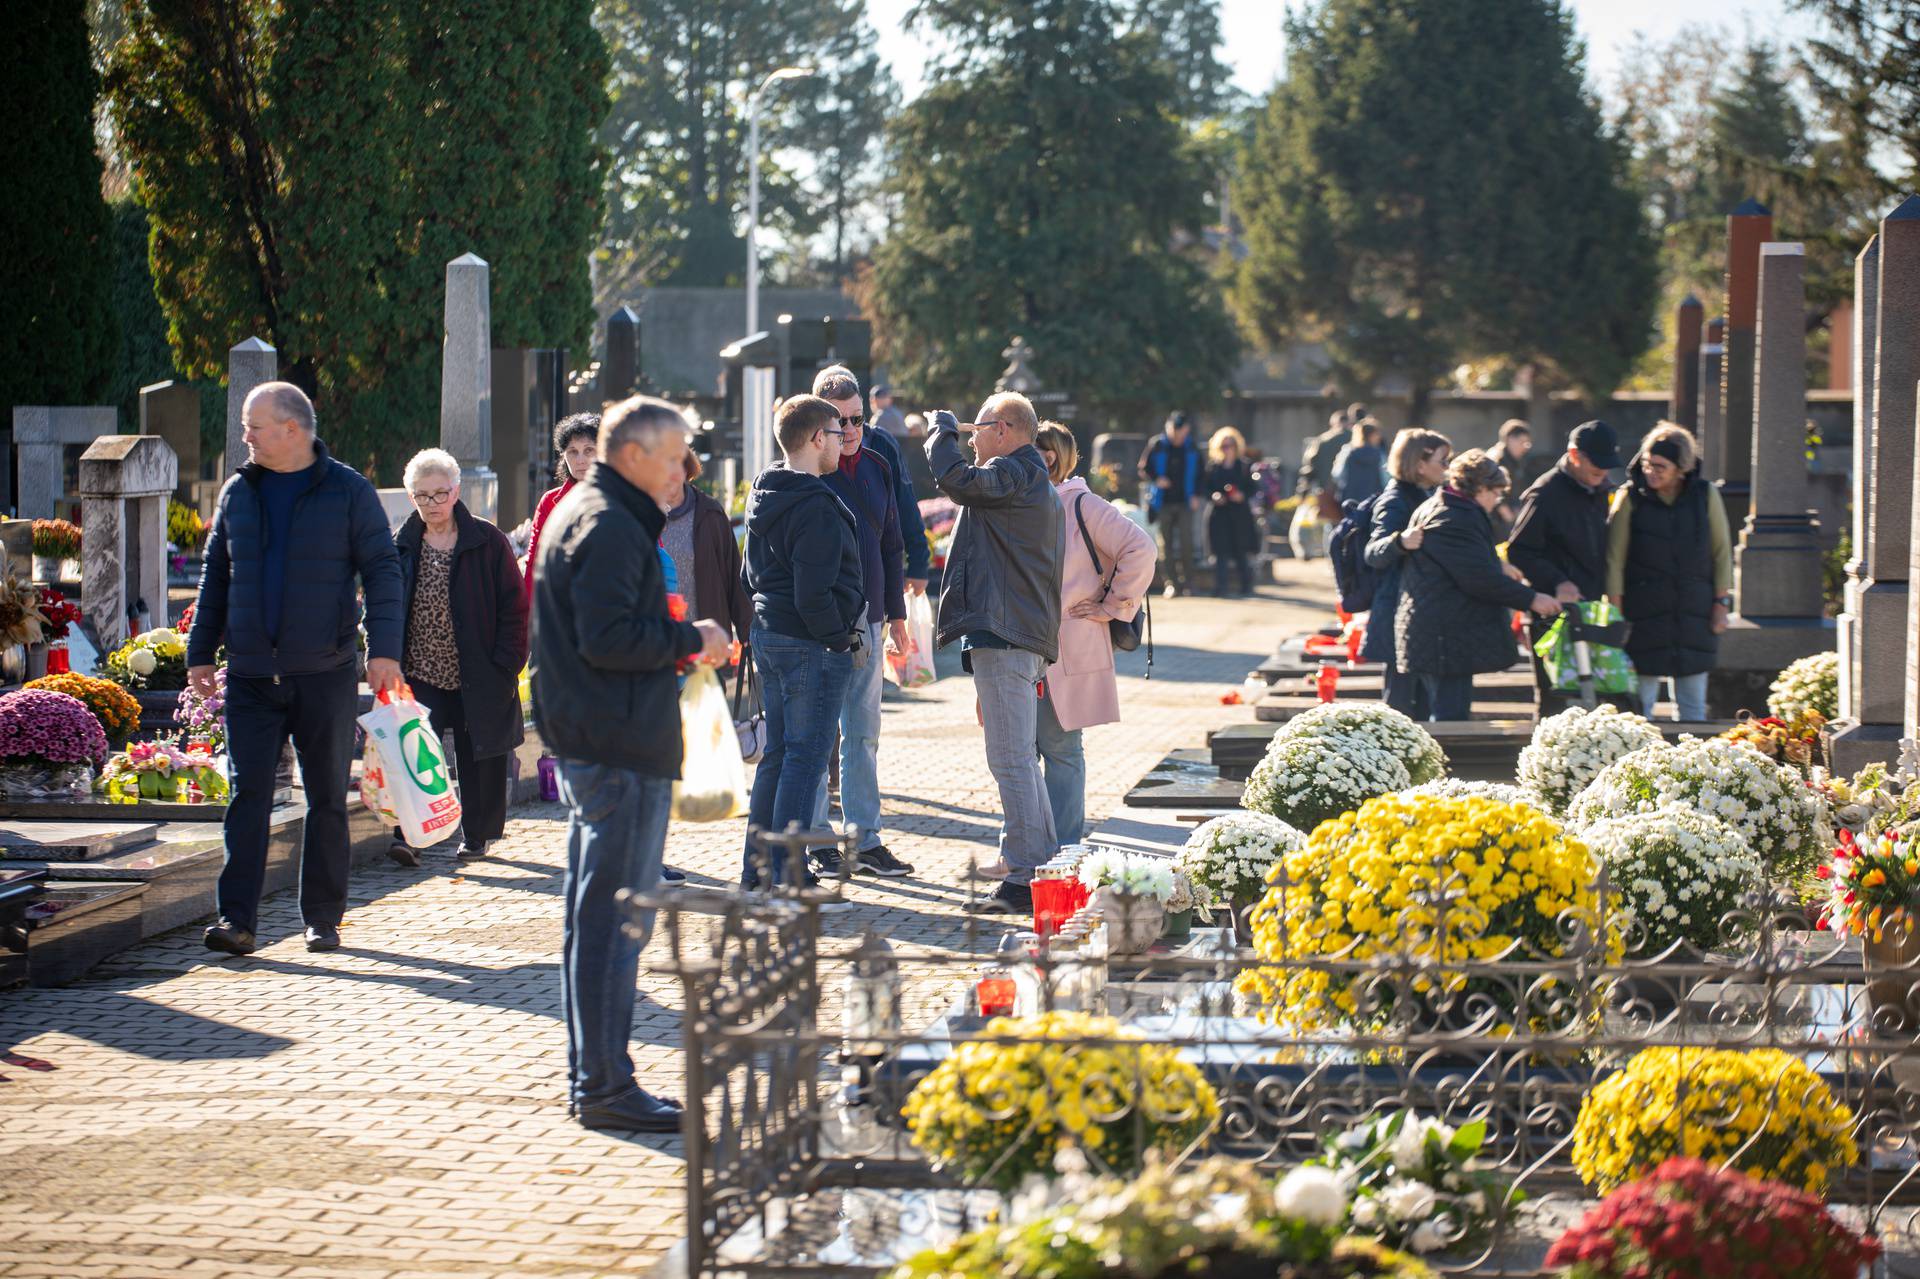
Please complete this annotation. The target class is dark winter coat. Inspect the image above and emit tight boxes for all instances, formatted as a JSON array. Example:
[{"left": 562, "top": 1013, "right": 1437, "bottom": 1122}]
[
  {"left": 928, "top": 423, "right": 1064, "bottom": 661},
  {"left": 395, "top": 503, "right": 528, "bottom": 758},
  {"left": 531, "top": 463, "right": 702, "bottom": 778},
  {"left": 862, "top": 425, "right": 932, "bottom": 579},
  {"left": 188, "top": 439, "right": 403, "bottom": 678},
  {"left": 742, "top": 465, "right": 866, "bottom": 646},
  {"left": 825, "top": 447, "right": 907, "bottom": 625},
  {"left": 1204, "top": 460, "right": 1262, "bottom": 559},
  {"left": 1617, "top": 461, "right": 1720, "bottom": 678},
  {"left": 1395, "top": 490, "right": 1536, "bottom": 677},
  {"left": 688, "top": 486, "right": 753, "bottom": 645},
  {"left": 1138, "top": 434, "right": 1203, "bottom": 515},
  {"left": 1507, "top": 460, "right": 1612, "bottom": 601},
  {"left": 1359, "top": 479, "right": 1432, "bottom": 665}
]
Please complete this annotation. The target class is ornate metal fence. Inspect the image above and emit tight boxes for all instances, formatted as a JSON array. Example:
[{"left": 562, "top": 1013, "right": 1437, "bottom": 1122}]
[{"left": 629, "top": 848, "right": 1920, "bottom": 1277}]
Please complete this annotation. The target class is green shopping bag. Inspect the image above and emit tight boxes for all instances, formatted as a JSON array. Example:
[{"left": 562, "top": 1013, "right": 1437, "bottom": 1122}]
[{"left": 1532, "top": 600, "right": 1636, "bottom": 696}]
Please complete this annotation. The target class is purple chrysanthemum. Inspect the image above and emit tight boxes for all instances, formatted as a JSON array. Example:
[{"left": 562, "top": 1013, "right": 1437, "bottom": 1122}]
[{"left": 0, "top": 689, "right": 109, "bottom": 767}]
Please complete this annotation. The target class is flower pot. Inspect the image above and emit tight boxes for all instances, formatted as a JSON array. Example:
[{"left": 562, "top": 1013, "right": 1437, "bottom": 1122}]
[
  {"left": 1864, "top": 920, "right": 1920, "bottom": 1033},
  {"left": 24, "top": 643, "right": 47, "bottom": 683},
  {"left": 1094, "top": 887, "right": 1166, "bottom": 956},
  {"left": 1228, "top": 890, "right": 1261, "bottom": 947},
  {"left": 1161, "top": 908, "right": 1194, "bottom": 943}
]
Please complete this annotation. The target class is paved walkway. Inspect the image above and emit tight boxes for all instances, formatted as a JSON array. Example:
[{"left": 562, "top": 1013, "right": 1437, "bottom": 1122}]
[{"left": 0, "top": 578, "right": 1327, "bottom": 1279}]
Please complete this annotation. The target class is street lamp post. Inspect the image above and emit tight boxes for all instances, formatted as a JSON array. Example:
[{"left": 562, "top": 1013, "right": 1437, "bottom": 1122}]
[{"left": 746, "top": 66, "right": 814, "bottom": 338}]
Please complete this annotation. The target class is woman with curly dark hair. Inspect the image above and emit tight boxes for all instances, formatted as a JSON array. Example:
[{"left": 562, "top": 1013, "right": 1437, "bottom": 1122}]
[{"left": 522, "top": 413, "right": 600, "bottom": 609}]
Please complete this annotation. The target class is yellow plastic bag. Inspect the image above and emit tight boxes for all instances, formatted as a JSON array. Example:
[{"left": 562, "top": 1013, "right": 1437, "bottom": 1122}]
[{"left": 672, "top": 666, "right": 747, "bottom": 822}]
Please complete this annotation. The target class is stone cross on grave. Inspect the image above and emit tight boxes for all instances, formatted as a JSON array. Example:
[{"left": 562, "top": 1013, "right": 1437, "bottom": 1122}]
[
  {"left": 77, "top": 436, "right": 177, "bottom": 651},
  {"left": 996, "top": 336, "right": 1041, "bottom": 396}
]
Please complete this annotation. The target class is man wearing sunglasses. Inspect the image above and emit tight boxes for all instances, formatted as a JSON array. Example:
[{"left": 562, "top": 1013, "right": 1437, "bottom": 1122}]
[{"left": 807, "top": 366, "right": 916, "bottom": 879}]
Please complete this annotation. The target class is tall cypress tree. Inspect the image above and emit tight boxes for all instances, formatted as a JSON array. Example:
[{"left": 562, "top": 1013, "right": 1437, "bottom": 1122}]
[
  {"left": 1229, "top": 0, "right": 1658, "bottom": 413},
  {"left": 863, "top": 0, "right": 1238, "bottom": 417},
  {"left": 106, "top": 0, "right": 607, "bottom": 478},
  {"left": 3, "top": 2, "right": 118, "bottom": 419}
]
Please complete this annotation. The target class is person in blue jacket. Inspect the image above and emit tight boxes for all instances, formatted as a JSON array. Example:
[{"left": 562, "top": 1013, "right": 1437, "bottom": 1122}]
[
  {"left": 1361, "top": 427, "right": 1451, "bottom": 719},
  {"left": 1137, "top": 412, "right": 1204, "bottom": 596}
]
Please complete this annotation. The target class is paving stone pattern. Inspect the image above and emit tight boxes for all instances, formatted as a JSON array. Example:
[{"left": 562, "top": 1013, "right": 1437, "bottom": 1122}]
[{"left": 0, "top": 577, "right": 1327, "bottom": 1279}]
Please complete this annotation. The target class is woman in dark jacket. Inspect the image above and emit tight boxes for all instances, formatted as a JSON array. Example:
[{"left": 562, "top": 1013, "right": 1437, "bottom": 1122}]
[
  {"left": 523, "top": 413, "right": 599, "bottom": 611},
  {"left": 389, "top": 449, "right": 530, "bottom": 865},
  {"left": 659, "top": 449, "right": 753, "bottom": 649},
  {"left": 1361, "top": 428, "right": 1452, "bottom": 717},
  {"left": 1606, "top": 423, "right": 1731, "bottom": 722},
  {"left": 1396, "top": 450, "right": 1560, "bottom": 721},
  {"left": 1204, "top": 426, "right": 1261, "bottom": 596}
]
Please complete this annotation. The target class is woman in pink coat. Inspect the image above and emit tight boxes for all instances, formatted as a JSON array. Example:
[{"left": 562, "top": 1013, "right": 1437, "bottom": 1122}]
[{"left": 1033, "top": 423, "right": 1157, "bottom": 845}]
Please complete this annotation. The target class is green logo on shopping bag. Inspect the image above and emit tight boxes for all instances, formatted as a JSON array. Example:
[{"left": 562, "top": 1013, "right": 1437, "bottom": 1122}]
[{"left": 398, "top": 719, "right": 450, "bottom": 795}]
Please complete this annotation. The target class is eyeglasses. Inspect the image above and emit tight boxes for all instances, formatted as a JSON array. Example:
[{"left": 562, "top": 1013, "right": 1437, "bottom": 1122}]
[
  {"left": 837, "top": 414, "right": 865, "bottom": 429},
  {"left": 411, "top": 487, "right": 456, "bottom": 505},
  {"left": 819, "top": 427, "right": 848, "bottom": 440}
]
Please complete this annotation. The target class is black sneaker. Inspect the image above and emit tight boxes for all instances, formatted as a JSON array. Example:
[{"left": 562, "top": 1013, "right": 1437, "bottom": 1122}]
[
  {"left": 203, "top": 920, "right": 256, "bottom": 955},
  {"left": 456, "top": 841, "right": 489, "bottom": 861},
  {"left": 811, "top": 848, "right": 852, "bottom": 879},
  {"left": 856, "top": 845, "right": 914, "bottom": 877},
  {"left": 386, "top": 834, "right": 420, "bottom": 868},
  {"left": 964, "top": 881, "right": 1034, "bottom": 915},
  {"left": 304, "top": 924, "right": 341, "bottom": 952},
  {"left": 659, "top": 866, "right": 687, "bottom": 884}
]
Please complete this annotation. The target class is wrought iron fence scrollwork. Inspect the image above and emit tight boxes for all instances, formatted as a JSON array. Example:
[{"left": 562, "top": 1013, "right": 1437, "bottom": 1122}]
[{"left": 623, "top": 837, "right": 1920, "bottom": 1277}]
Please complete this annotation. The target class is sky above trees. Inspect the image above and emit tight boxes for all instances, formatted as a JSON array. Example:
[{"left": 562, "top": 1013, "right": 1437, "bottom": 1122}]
[{"left": 868, "top": 0, "right": 1817, "bottom": 98}]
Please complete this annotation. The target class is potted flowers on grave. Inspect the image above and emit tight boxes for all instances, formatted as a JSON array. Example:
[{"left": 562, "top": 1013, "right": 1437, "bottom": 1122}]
[
  {"left": 101, "top": 626, "right": 189, "bottom": 693},
  {"left": 1242, "top": 731, "right": 1410, "bottom": 835},
  {"left": 0, "top": 688, "right": 109, "bottom": 800},
  {"left": 890, "top": 1154, "right": 1434, "bottom": 1279},
  {"left": 900, "top": 1010, "right": 1218, "bottom": 1196},
  {"left": 24, "top": 673, "right": 140, "bottom": 748},
  {"left": 1768, "top": 650, "right": 1839, "bottom": 722},
  {"left": 1570, "top": 1046, "right": 1857, "bottom": 1195},
  {"left": 166, "top": 500, "right": 205, "bottom": 580},
  {"left": 1278, "top": 704, "right": 1449, "bottom": 786},
  {"left": 99, "top": 739, "right": 228, "bottom": 805},
  {"left": 34, "top": 587, "right": 82, "bottom": 675},
  {"left": 1576, "top": 806, "right": 1763, "bottom": 964},
  {"left": 1817, "top": 826, "right": 1920, "bottom": 1023},
  {"left": 0, "top": 576, "right": 50, "bottom": 684},
  {"left": 1236, "top": 792, "right": 1607, "bottom": 1033},
  {"left": 1515, "top": 704, "right": 1664, "bottom": 816},
  {"left": 1175, "top": 811, "right": 1307, "bottom": 942},
  {"left": 1567, "top": 738, "right": 1827, "bottom": 883},
  {"left": 1546, "top": 1159, "right": 1878, "bottom": 1279},
  {"left": 1718, "top": 710, "right": 1825, "bottom": 777},
  {"left": 173, "top": 665, "right": 226, "bottom": 754},
  {"left": 1074, "top": 850, "right": 1185, "bottom": 953},
  {"left": 1313, "top": 1112, "right": 1520, "bottom": 1256},
  {"left": 29, "top": 518, "right": 81, "bottom": 582}
]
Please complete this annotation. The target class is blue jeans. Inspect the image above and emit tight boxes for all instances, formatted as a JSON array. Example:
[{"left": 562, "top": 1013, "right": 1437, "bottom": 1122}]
[
  {"left": 1639, "top": 672, "right": 1709, "bottom": 721},
  {"left": 811, "top": 618, "right": 884, "bottom": 852},
  {"left": 1415, "top": 673, "right": 1474, "bottom": 721},
  {"left": 557, "top": 759, "right": 672, "bottom": 1109},
  {"left": 747, "top": 624, "right": 855, "bottom": 886},
  {"left": 1036, "top": 688, "right": 1085, "bottom": 847},
  {"left": 973, "top": 647, "right": 1059, "bottom": 884}
]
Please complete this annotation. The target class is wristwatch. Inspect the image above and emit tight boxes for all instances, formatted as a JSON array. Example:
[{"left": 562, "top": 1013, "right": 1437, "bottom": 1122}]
[{"left": 1715, "top": 594, "right": 1734, "bottom": 608}]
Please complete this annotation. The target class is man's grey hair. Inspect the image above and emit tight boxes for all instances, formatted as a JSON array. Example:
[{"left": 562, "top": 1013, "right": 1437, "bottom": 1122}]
[
  {"left": 812, "top": 365, "right": 861, "bottom": 403},
  {"left": 403, "top": 447, "right": 461, "bottom": 492},
  {"left": 600, "top": 394, "right": 692, "bottom": 456},
  {"left": 245, "top": 381, "right": 316, "bottom": 434}
]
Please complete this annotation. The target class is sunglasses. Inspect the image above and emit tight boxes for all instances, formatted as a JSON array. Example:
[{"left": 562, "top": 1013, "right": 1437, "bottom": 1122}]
[{"left": 837, "top": 414, "right": 865, "bottom": 429}]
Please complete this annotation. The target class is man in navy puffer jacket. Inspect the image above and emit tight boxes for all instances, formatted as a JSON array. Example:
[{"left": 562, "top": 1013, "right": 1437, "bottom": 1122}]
[{"left": 186, "top": 383, "right": 404, "bottom": 957}]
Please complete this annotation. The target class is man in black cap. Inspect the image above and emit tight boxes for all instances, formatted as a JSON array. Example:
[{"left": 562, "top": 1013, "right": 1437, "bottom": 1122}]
[{"left": 1506, "top": 419, "right": 1621, "bottom": 714}]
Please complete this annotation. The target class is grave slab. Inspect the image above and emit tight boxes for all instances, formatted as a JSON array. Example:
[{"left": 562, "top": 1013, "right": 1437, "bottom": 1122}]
[
  {"left": 0, "top": 820, "right": 160, "bottom": 860},
  {"left": 23, "top": 879, "right": 146, "bottom": 986}
]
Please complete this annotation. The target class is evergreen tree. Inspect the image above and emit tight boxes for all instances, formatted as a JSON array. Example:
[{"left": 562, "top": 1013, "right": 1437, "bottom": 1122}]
[
  {"left": 106, "top": 0, "right": 607, "bottom": 478},
  {"left": 863, "top": 0, "right": 1238, "bottom": 417},
  {"left": 1796, "top": 0, "right": 1920, "bottom": 189},
  {"left": 3, "top": 2, "right": 118, "bottom": 419},
  {"left": 1707, "top": 44, "right": 1810, "bottom": 213},
  {"left": 1127, "top": 0, "right": 1237, "bottom": 119},
  {"left": 1229, "top": 0, "right": 1658, "bottom": 413},
  {"left": 594, "top": 0, "right": 896, "bottom": 297}
]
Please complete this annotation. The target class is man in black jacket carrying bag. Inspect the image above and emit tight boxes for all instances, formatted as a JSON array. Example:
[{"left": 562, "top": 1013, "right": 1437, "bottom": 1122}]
[
  {"left": 533, "top": 396, "right": 730, "bottom": 1133},
  {"left": 187, "top": 383, "right": 404, "bottom": 957},
  {"left": 1506, "top": 419, "right": 1621, "bottom": 714}
]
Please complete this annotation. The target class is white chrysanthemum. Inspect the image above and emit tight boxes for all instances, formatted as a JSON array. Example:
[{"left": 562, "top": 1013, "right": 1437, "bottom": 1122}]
[
  {"left": 1516, "top": 704, "right": 1665, "bottom": 815},
  {"left": 1278, "top": 703, "right": 1448, "bottom": 785},
  {"left": 1768, "top": 650, "right": 1839, "bottom": 721},
  {"left": 1075, "top": 849, "right": 1175, "bottom": 901},
  {"left": 1568, "top": 739, "right": 1826, "bottom": 880},
  {"left": 1576, "top": 805, "right": 1760, "bottom": 954},
  {"left": 1379, "top": 1179, "right": 1437, "bottom": 1223},
  {"left": 1402, "top": 778, "right": 1532, "bottom": 807},
  {"left": 1274, "top": 1165, "right": 1348, "bottom": 1228},
  {"left": 1174, "top": 811, "right": 1307, "bottom": 904},
  {"left": 1242, "top": 733, "right": 1410, "bottom": 834}
]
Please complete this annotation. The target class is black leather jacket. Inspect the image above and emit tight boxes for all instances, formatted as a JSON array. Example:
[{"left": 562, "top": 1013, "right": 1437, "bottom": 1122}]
[{"left": 925, "top": 419, "right": 1064, "bottom": 662}]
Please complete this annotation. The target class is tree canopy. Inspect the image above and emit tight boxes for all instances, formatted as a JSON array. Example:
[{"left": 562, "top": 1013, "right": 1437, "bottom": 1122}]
[
  {"left": 862, "top": 0, "right": 1239, "bottom": 419},
  {"left": 3, "top": 2, "right": 117, "bottom": 420},
  {"left": 1228, "top": 0, "right": 1659, "bottom": 412},
  {"left": 106, "top": 0, "right": 607, "bottom": 479}
]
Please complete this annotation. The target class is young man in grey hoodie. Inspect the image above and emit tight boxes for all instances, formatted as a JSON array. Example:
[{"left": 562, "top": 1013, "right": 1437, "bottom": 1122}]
[{"left": 740, "top": 395, "right": 867, "bottom": 893}]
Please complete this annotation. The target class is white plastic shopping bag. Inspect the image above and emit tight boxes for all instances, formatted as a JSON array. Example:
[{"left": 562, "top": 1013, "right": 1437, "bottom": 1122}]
[
  {"left": 673, "top": 666, "right": 748, "bottom": 823},
  {"left": 884, "top": 591, "right": 938, "bottom": 688},
  {"left": 358, "top": 687, "right": 463, "bottom": 848}
]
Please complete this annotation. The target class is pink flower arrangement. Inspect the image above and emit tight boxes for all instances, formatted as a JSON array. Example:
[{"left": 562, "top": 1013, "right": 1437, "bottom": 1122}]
[
  {"left": 0, "top": 689, "right": 109, "bottom": 768},
  {"left": 1546, "top": 1159, "right": 1879, "bottom": 1279}
]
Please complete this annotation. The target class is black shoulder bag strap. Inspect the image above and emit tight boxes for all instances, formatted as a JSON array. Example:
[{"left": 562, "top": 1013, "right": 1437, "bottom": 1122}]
[{"left": 1073, "top": 495, "right": 1153, "bottom": 678}]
